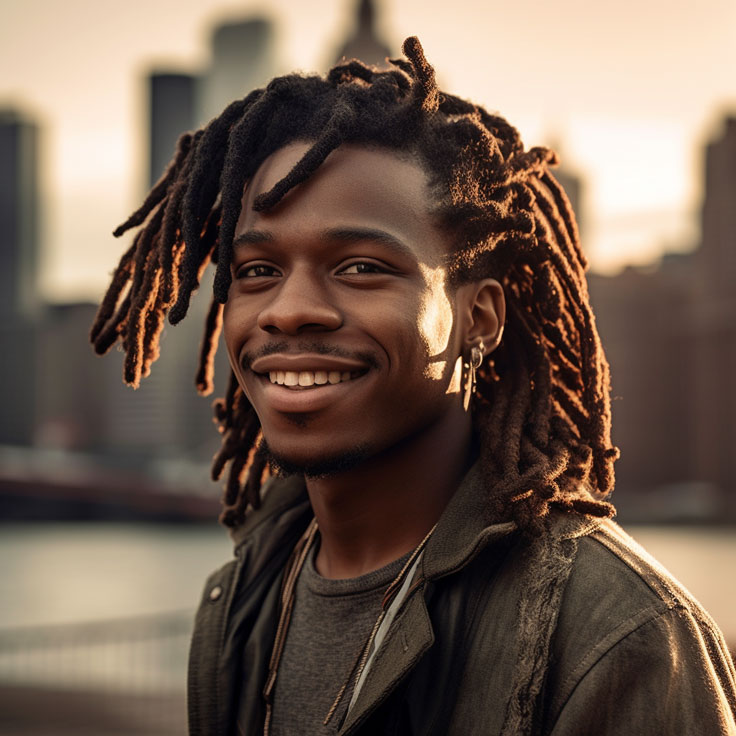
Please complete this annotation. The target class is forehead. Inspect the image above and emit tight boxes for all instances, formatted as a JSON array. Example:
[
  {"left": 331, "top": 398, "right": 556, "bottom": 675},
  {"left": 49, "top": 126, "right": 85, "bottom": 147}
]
[{"left": 235, "top": 142, "right": 448, "bottom": 265}]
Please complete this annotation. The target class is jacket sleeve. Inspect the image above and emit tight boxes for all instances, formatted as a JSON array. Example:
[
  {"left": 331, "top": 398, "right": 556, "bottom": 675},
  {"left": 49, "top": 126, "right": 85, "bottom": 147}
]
[{"left": 548, "top": 604, "right": 736, "bottom": 735}]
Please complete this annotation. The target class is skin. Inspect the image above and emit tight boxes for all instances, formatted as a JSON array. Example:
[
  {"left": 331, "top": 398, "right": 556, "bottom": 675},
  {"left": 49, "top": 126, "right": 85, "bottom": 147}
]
[{"left": 224, "top": 142, "right": 505, "bottom": 579}]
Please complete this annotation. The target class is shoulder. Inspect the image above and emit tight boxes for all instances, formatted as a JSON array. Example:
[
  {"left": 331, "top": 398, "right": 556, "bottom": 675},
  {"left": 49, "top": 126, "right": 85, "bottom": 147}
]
[
  {"left": 559, "top": 518, "right": 728, "bottom": 655},
  {"left": 562, "top": 518, "right": 720, "bottom": 631},
  {"left": 544, "top": 518, "right": 736, "bottom": 733},
  {"left": 193, "top": 474, "right": 311, "bottom": 628}
]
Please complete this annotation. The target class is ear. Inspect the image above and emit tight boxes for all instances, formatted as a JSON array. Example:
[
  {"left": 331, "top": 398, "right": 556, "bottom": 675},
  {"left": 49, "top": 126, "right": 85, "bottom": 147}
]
[{"left": 456, "top": 278, "right": 505, "bottom": 356}]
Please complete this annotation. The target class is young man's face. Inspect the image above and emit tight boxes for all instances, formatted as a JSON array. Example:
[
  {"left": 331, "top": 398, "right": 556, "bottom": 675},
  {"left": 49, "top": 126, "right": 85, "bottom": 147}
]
[{"left": 223, "top": 142, "right": 477, "bottom": 475}]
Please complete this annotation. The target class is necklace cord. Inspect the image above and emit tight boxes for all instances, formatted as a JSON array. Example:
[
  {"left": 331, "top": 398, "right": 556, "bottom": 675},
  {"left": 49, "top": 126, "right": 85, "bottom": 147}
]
[
  {"left": 262, "top": 519, "right": 319, "bottom": 736},
  {"left": 324, "top": 522, "right": 437, "bottom": 726},
  {"left": 262, "top": 519, "right": 437, "bottom": 734}
]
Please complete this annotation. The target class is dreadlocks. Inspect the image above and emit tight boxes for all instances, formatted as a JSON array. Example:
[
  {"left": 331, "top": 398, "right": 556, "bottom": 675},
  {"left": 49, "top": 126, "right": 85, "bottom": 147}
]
[{"left": 91, "top": 37, "right": 618, "bottom": 532}]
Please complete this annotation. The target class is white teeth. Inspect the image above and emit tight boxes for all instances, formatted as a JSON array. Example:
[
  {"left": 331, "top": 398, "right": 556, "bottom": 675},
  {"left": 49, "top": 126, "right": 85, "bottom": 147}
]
[
  {"left": 298, "top": 371, "right": 314, "bottom": 386},
  {"left": 268, "top": 369, "right": 359, "bottom": 387}
]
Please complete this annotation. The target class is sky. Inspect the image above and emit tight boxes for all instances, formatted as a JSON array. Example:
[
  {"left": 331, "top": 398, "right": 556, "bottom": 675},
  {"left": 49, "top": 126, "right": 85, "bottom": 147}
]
[{"left": 2, "top": 0, "right": 735, "bottom": 301}]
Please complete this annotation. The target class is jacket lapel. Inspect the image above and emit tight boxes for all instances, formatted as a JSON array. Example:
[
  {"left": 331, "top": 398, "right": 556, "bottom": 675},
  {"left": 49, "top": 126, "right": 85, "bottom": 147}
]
[
  {"left": 338, "top": 464, "right": 518, "bottom": 734},
  {"left": 339, "top": 582, "right": 435, "bottom": 735}
]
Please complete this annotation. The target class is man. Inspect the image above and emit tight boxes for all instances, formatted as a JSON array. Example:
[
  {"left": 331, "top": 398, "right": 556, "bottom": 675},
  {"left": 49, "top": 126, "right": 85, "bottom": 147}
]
[{"left": 92, "top": 38, "right": 736, "bottom": 735}]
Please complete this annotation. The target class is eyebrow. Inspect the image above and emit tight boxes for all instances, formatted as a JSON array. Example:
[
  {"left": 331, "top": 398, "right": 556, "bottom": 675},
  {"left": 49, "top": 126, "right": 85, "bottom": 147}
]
[
  {"left": 232, "top": 226, "right": 414, "bottom": 259},
  {"left": 232, "top": 230, "right": 274, "bottom": 250}
]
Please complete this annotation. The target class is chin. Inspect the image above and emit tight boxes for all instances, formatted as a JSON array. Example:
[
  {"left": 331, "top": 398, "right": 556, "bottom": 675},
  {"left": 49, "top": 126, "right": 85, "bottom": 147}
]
[{"left": 262, "top": 439, "right": 371, "bottom": 479}]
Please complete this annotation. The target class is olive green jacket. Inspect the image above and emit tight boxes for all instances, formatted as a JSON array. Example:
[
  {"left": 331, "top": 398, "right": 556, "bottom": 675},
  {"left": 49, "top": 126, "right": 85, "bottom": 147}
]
[{"left": 188, "top": 466, "right": 736, "bottom": 734}]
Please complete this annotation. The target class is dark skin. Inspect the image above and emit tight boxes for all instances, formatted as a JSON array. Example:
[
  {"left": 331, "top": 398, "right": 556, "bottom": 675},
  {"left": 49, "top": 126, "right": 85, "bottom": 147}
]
[{"left": 224, "top": 142, "right": 505, "bottom": 578}]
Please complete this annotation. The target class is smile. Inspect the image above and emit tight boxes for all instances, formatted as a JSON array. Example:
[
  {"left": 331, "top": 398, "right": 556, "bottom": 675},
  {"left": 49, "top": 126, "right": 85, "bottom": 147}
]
[
  {"left": 268, "top": 370, "right": 363, "bottom": 388},
  {"left": 253, "top": 366, "right": 370, "bottom": 414}
]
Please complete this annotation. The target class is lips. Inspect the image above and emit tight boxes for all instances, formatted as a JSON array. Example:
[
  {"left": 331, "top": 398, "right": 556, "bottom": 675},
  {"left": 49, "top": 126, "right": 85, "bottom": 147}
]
[{"left": 246, "top": 352, "right": 373, "bottom": 411}]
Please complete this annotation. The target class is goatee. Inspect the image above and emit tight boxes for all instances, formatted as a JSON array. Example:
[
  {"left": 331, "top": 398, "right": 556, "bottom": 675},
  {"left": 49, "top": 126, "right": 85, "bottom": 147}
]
[{"left": 257, "top": 438, "right": 371, "bottom": 479}]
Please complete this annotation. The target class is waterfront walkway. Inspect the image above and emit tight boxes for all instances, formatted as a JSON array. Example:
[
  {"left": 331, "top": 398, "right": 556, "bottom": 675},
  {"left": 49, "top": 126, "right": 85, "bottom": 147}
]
[{"left": 0, "top": 685, "right": 185, "bottom": 736}]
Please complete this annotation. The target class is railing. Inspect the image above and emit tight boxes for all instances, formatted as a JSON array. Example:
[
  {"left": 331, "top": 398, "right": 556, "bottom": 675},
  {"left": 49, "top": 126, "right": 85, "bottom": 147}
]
[{"left": 0, "top": 611, "right": 194, "bottom": 735}]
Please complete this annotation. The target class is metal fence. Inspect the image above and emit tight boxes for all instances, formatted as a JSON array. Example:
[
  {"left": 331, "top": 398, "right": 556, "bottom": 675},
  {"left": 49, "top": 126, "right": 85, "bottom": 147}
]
[{"left": 0, "top": 611, "right": 193, "bottom": 735}]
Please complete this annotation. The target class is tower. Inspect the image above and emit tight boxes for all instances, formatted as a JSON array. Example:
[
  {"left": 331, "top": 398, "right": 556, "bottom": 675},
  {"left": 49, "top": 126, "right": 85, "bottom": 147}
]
[
  {"left": 333, "top": 0, "right": 393, "bottom": 68},
  {"left": 199, "top": 18, "right": 276, "bottom": 122},
  {"left": 0, "top": 108, "right": 40, "bottom": 319},
  {"left": 692, "top": 116, "right": 736, "bottom": 512},
  {"left": 0, "top": 108, "right": 41, "bottom": 444},
  {"left": 148, "top": 73, "right": 198, "bottom": 188}
]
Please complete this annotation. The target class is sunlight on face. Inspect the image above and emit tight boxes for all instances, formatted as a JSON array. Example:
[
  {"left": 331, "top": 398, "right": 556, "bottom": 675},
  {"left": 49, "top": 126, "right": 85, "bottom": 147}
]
[{"left": 417, "top": 262, "right": 458, "bottom": 386}]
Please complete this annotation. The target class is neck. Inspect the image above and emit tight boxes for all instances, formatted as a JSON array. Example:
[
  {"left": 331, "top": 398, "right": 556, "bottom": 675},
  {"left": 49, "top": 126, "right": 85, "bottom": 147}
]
[{"left": 306, "top": 408, "right": 473, "bottom": 579}]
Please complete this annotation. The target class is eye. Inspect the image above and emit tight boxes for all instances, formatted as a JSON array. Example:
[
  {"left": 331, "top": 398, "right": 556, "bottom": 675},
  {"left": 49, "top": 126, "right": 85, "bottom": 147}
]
[
  {"left": 235, "top": 263, "right": 280, "bottom": 279},
  {"left": 338, "top": 261, "right": 386, "bottom": 275}
]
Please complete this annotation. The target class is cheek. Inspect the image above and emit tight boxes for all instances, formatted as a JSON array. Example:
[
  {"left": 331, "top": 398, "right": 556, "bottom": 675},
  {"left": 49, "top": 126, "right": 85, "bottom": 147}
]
[{"left": 417, "top": 265, "right": 455, "bottom": 381}]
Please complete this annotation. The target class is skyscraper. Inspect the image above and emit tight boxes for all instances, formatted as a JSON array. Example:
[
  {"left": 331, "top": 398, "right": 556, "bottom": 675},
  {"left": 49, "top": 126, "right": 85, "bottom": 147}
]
[
  {"left": 148, "top": 73, "right": 197, "bottom": 188},
  {"left": 692, "top": 117, "right": 736, "bottom": 512},
  {"left": 333, "top": 0, "right": 393, "bottom": 68},
  {"left": 200, "top": 17, "right": 276, "bottom": 122},
  {"left": 0, "top": 108, "right": 40, "bottom": 319},
  {"left": 0, "top": 108, "right": 40, "bottom": 444}
]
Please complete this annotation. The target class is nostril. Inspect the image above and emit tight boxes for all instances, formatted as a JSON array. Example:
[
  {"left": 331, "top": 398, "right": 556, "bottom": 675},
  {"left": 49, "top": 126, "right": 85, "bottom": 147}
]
[{"left": 257, "top": 306, "right": 343, "bottom": 335}]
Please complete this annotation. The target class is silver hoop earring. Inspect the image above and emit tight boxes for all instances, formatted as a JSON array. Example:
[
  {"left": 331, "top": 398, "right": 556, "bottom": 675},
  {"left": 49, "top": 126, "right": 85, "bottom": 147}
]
[
  {"left": 470, "top": 344, "right": 483, "bottom": 371},
  {"left": 464, "top": 342, "right": 485, "bottom": 411}
]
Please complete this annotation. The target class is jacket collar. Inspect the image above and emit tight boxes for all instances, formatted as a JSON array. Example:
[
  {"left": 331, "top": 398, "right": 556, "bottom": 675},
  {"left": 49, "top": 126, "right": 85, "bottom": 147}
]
[
  {"left": 229, "top": 462, "right": 603, "bottom": 577},
  {"left": 421, "top": 461, "right": 516, "bottom": 581},
  {"left": 422, "top": 462, "right": 605, "bottom": 580},
  {"left": 229, "top": 474, "right": 309, "bottom": 552}
]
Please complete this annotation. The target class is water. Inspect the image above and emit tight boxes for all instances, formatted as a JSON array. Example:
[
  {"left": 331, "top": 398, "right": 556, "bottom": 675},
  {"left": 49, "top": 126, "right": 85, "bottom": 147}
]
[
  {"left": 1, "top": 521, "right": 734, "bottom": 641},
  {"left": 0, "top": 523, "right": 233, "bottom": 697},
  {"left": 0, "top": 523, "right": 232, "bottom": 628}
]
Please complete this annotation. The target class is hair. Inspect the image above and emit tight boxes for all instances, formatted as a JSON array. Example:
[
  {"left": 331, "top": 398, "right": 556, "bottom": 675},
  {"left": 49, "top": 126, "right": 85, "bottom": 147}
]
[{"left": 91, "top": 36, "right": 617, "bottom": 533}]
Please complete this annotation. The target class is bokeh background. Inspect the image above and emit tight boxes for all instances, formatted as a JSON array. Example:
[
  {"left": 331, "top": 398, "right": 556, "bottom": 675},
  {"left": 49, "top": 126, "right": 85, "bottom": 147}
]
[{"left": 1, "top": 0, "right": 735, "bottom": 733}]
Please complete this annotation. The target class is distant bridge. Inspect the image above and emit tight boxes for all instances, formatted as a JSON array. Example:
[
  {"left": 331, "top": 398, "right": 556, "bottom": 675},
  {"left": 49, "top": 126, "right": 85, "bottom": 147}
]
[{"left": 0, "top": 445, "right": 220, "bottom": 522}]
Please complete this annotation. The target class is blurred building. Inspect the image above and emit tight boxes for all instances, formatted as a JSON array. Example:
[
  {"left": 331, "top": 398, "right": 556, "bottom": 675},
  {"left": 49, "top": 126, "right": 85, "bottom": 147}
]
[
  {"left": 98, "top": 281, "right": 229, "bottom": 462},
  {"left": 692, "top": 117, "right": 736, "bottom": 511},
  {"left": 0, "top": 108, "right": 40, "bottom": 445},
  {"left": 0, "top": 109, "right": 40, "bottom": 320},
  {"left": 589, "top": 256, "right": 694, "bottom": 492},
  {"left": 589, "top": 115, "right": 736, "bottom": 519},
  {"left": 31, "top": 287, "right": 229, "bottom": 467},
  {"left": 34, "top": 303, "right": 106, "bottom": 451},
  {"left": 148, "top": 73, "right": 198, "bottom": 188},
  {"left": 148, "top": 18, "right": 276, "bottom": 188},
  {"left": 332, "top": 0, "right": 393, "bottom": 68},
  {"left": 200, "top": 17, "right": 276, "bottom": 122}
]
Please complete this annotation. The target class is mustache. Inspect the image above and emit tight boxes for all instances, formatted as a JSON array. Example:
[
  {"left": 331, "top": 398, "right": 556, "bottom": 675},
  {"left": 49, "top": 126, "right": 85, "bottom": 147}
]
[{"left": 240, "top": 341, "right": 380, "bottom": 371}]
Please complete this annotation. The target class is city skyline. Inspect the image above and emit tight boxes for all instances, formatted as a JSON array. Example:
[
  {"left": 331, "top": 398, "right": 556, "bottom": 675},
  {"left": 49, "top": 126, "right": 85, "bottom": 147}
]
[
  {"left": 2, "top": 0, "right": 736, "bottom": 301},
  {"left": 1, "top": 1, "right": 735, "bottom": 524}
]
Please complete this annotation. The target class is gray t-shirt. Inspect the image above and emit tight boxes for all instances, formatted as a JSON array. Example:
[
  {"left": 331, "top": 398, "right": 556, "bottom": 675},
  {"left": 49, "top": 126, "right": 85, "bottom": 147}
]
[{"left": 269, "top": 542, "right": 411, "bottom": 735}]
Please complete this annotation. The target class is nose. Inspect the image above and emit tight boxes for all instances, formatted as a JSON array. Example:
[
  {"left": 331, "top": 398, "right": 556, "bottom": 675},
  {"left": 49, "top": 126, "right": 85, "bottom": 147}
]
[{"left": 256, "top": 268, "right": 343, "bottom": 335}]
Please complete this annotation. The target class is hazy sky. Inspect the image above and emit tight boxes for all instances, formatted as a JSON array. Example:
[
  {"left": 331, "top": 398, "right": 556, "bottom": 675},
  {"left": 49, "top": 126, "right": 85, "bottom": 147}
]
[{"left": 2, "top": 0, "right": 735, "bottom": 301}]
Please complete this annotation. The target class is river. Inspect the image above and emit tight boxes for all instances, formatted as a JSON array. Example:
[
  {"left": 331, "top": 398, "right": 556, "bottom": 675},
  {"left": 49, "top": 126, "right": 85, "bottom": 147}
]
[{"left": 1, "top": 521, "right": 734, "bottom": 641}]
